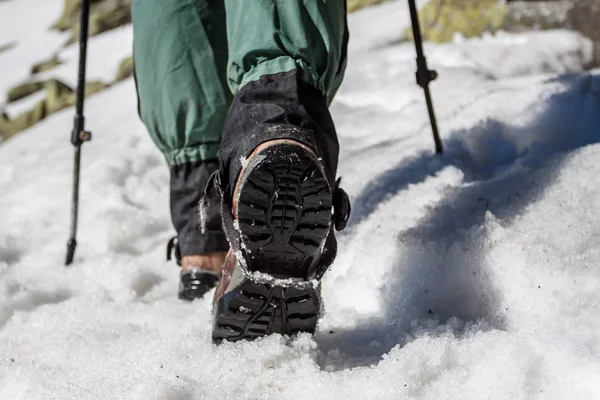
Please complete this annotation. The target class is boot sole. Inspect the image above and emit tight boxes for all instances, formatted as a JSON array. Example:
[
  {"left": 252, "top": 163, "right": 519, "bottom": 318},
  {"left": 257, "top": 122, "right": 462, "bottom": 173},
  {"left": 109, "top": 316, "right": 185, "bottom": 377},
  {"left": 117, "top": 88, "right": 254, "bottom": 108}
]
[{"left": 213, "top": 144, "right": 332, "bottom": 342}]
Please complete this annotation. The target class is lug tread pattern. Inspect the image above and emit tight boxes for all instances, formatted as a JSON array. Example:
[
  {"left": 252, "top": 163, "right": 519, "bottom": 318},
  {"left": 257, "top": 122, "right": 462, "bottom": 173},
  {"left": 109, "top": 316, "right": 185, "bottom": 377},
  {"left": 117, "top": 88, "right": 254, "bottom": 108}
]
[
  {"left": 213, "top": 280, "right": 320, "bottom": 342},
  {"left": 213, "top": 145, "right": 331, "bottom": 342},
  {"left": 236, "top": 146, "right": 332, "bottom": 279}
]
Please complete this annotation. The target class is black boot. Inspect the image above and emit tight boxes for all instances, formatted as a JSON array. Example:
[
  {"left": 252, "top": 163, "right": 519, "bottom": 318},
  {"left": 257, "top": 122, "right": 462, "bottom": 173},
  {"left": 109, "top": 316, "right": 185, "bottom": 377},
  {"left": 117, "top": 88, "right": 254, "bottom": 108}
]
[
  {"left": 209, "top": 72, "right": 350, "bottom": 342},
  {"left": 167, "top": 237, "right": 222, "bottom": 301},
  {"left": 178, "top": 267, "right": 220, "bottom": 301}
]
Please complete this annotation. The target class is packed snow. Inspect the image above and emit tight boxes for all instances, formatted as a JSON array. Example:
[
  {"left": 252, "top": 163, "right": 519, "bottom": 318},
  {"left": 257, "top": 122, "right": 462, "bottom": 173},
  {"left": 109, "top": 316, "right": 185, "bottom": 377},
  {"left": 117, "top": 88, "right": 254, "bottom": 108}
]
[{"left": 2, "top": 0, "right": 600, "bottom": 399}]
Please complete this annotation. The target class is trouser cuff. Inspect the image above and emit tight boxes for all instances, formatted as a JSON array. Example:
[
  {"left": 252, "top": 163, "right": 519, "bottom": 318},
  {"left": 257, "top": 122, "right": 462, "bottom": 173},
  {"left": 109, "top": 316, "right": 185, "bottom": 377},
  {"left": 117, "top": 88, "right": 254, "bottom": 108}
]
[{"left": 170, "top": 160, "right": 229, "bottom": 256}]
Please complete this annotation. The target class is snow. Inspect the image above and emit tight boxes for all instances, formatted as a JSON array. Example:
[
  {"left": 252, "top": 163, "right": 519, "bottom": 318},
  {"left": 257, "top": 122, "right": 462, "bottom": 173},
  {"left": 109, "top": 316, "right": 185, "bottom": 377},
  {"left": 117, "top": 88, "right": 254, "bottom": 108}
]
[
  {"left": 2, "top": 0, "right": 600, "bottom": 399},
  {"left": 34, "top": 24, "right": 134, "bottom": 88},
  {"left": 0, "top": 0, "right": 68, "bottom": 104}
]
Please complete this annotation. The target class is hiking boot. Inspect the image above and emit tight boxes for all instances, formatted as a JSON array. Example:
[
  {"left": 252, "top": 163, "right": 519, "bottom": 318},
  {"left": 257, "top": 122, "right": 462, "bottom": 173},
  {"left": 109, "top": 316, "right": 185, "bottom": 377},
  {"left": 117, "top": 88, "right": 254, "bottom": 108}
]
[
  {"left": 211, "top": 140, "right": 350, "bottom": 342},
  {"left": 167, "top": 237, "right": 224, "bottom": 301},
  {"left": 178, "top": 267, "right": 221, "bottom": 301}
]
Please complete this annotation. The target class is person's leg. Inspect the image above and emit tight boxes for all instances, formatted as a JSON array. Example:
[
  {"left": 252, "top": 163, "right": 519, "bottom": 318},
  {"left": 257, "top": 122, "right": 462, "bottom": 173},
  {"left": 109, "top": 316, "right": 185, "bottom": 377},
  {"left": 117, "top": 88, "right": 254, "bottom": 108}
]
[
  {"left": 212, "top": 0, "right": 350, "bottom": 341},
  {"left": 132, "top": 0, "right": 231, "bottom": 299},
  {"left": 219, "top": 0, "right": 349, "bottom": 191}
]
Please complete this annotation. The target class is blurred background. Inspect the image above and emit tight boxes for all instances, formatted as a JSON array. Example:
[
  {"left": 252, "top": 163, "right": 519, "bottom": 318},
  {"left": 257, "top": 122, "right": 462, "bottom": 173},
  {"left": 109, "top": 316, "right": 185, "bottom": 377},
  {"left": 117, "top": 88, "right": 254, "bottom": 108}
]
[{"left": 1, "top": 0, "right": 599, "bottom": 144}]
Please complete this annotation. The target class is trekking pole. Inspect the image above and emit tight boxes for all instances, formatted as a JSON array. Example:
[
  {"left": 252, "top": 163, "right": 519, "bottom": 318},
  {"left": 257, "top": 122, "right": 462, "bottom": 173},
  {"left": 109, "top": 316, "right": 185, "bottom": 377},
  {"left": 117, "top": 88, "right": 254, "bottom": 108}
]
[
  {"left": 408, "top": 0, "right": 443, "bottom": 154},
  {"left": 65, "top": 0, "right": 93, "bottom": 265}
]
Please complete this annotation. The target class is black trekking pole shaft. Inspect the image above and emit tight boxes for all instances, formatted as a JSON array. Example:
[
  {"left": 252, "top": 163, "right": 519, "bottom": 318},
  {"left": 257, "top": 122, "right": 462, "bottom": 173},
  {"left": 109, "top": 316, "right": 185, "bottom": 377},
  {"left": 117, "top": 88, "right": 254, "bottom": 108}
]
[
  {"left": 408, "top": 0, "right": 443, "bottom": 154},
  {"left": 66, "top": 0, "right": 92, "bottom": 265}
]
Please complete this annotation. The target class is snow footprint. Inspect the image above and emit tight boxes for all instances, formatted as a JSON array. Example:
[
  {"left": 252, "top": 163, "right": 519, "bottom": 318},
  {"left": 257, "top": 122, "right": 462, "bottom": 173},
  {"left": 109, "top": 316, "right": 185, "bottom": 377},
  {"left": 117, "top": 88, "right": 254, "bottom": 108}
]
[
  {"left": 131, "top": 269, "right": 164, "bottom": 299},
  {"left": 0, "top": 236, "right": 24, "bottom": 266},
  {"left": 0, "top": 286, "right": 72, "bottom": 329}
]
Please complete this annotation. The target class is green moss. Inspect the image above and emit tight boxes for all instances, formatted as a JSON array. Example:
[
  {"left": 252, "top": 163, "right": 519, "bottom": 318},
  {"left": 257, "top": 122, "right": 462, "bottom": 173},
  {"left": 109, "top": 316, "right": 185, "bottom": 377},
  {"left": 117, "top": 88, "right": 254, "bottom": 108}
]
[
  {"left": 31, "top": 55, "right": 63, "bottom": 74},
  {"left": 7, "top": 81, "right": 44, "bottom": 103},
  {"left": 114, "top": 56, "right": 134, "bottom": 82},
  {"left": 405, "top": 0, "right": 507, "bottom": 43}
]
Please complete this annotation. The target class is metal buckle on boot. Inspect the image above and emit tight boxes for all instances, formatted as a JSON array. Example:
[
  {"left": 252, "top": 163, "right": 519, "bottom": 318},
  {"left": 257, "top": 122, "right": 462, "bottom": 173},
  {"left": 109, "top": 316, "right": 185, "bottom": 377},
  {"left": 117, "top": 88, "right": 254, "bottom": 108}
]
[{"left": 333, "top": 178, "right": 351, "bottom": 231}]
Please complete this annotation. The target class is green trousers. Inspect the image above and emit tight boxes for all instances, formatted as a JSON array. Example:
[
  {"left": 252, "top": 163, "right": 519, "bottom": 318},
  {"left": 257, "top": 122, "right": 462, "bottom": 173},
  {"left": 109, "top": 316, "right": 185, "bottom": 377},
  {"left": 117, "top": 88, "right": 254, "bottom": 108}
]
[{"left": 132, "top": 0, "right": 349, "bottom": 167}]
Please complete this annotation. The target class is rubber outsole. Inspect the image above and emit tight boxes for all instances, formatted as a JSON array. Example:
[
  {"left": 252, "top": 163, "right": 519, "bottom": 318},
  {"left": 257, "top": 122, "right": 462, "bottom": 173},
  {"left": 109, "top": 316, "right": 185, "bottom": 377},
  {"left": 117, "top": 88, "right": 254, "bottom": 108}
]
[
  {"left": 212, "top": 144, "right": 331, "bottom": 342},
  {"left": 213, "top": 280, "right": 321, "bottom": 342}
]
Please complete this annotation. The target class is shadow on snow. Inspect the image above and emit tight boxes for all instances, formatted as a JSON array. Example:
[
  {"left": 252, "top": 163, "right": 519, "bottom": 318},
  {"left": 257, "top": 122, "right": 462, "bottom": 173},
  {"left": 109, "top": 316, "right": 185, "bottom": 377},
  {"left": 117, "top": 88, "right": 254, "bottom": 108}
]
[{"left": 316, "top": 73, "right": 600, "bottom": 370}]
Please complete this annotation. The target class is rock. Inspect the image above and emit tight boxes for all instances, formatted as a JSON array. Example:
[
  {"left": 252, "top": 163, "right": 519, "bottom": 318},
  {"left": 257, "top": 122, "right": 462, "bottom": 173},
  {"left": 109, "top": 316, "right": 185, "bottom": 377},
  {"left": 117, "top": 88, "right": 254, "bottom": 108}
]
[
  {"left": 0, "top": 112, "right": 9, "bottom": 139},
  {"left": 65, "top": 81, "right": 108, "bottom": 107},
  {"left": 1, "top": 99, "right": 48, "bottom": 140},
  {"left": 567, "top": 0, "right": 600, "bottom": 66},
  {"left": 405, "top": 0, "right": 507, "bottom": 43},
  {"left": 85, "top": 80, "right": 108, "bottom": 96},
  {"left": 89, "top": 6, "right": 131, "bottom": 37},
  {"left": 114, "top": 56, "right": 134, "bottom": 82},
  {"left": 54, "top": 0, "right": 131, "bottom": 43},
  {"left": 504, "top": 0, "right": 573, "bottom": 31},
  {"left": 45, "top": 79, "right": 74, "bottom": 113},
  {"left": 2, "top": 79, "right": 108, "bottom": 140},
  {"left": 504, "top": 0, "right": 600, "bottom": 68},
  {"left": 7, "top": 81, "right": 44, "bottom": 103},
  {"left": 52, "top": 0, "right": 83, "bottom": 32},
  {"left": 31, "top": 55, "right": 63, "bottom": 74}
]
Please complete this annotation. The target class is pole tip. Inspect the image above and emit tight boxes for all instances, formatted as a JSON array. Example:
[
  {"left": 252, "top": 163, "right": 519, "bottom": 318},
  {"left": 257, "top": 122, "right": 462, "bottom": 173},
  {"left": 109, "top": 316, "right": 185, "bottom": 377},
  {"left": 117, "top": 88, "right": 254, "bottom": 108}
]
[{"left": 65, "top": 238, "right": 77, "bottom": 266}]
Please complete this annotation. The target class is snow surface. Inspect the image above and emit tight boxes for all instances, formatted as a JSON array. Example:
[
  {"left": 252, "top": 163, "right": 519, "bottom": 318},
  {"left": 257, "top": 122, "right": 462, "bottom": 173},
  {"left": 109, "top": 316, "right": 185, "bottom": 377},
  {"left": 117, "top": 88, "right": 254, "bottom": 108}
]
[{"left": 2, "top": 0, "right": 600, "bottom": 399}]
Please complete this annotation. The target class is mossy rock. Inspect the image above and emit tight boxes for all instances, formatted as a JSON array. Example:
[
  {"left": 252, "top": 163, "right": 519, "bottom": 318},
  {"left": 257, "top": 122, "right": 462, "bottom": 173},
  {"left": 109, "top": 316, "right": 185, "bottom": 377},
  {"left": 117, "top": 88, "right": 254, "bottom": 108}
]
[
  {"left": 0, "top": 112, "right": 9, "bottom": 139},
  {"left": 45, "top": 79, "right": 74, "bottom": 113},
  {"left": 7, "top": 81, "right": 44, "bottom": 103},
  {"left": 56, "top": 0, "right": 132, "bottom": 44},
  {"left": 405, "top": 0, "right": 507, "bottom": 43},
  {"left": 347, "top": 0, "right": 388, "bottom": 13},
  {"left": 67, "top": 8, "right": 132, "bottom": 44},
  {"left": 568, "top": 0, "right": 600, "bottom": 67},
  {"left": 114, "top": 56, "right": 133, "bottom": 82},
  {"left": 1, "top": 99, "right": 48, "bottom": 139},
  {"left": 85, "top": 80, "right": 108, "bottom": 95},
  {"left": 65, "top": 81, "right": 109, "bottom": 107},
  {"left": 1, "top": 79, "right": 109, "bottom": 140},
  {"left": 31, "top": 55, "right": 63, "bottom": 74},
  {"left": 53, "top": 0, "right": 104, "bottom": 32},
  {"left": 53, "top": 0, "right": 81, "bottom": 31},
  {"left": 91, "top": 6, "right": 131, "bottom": 36}
]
